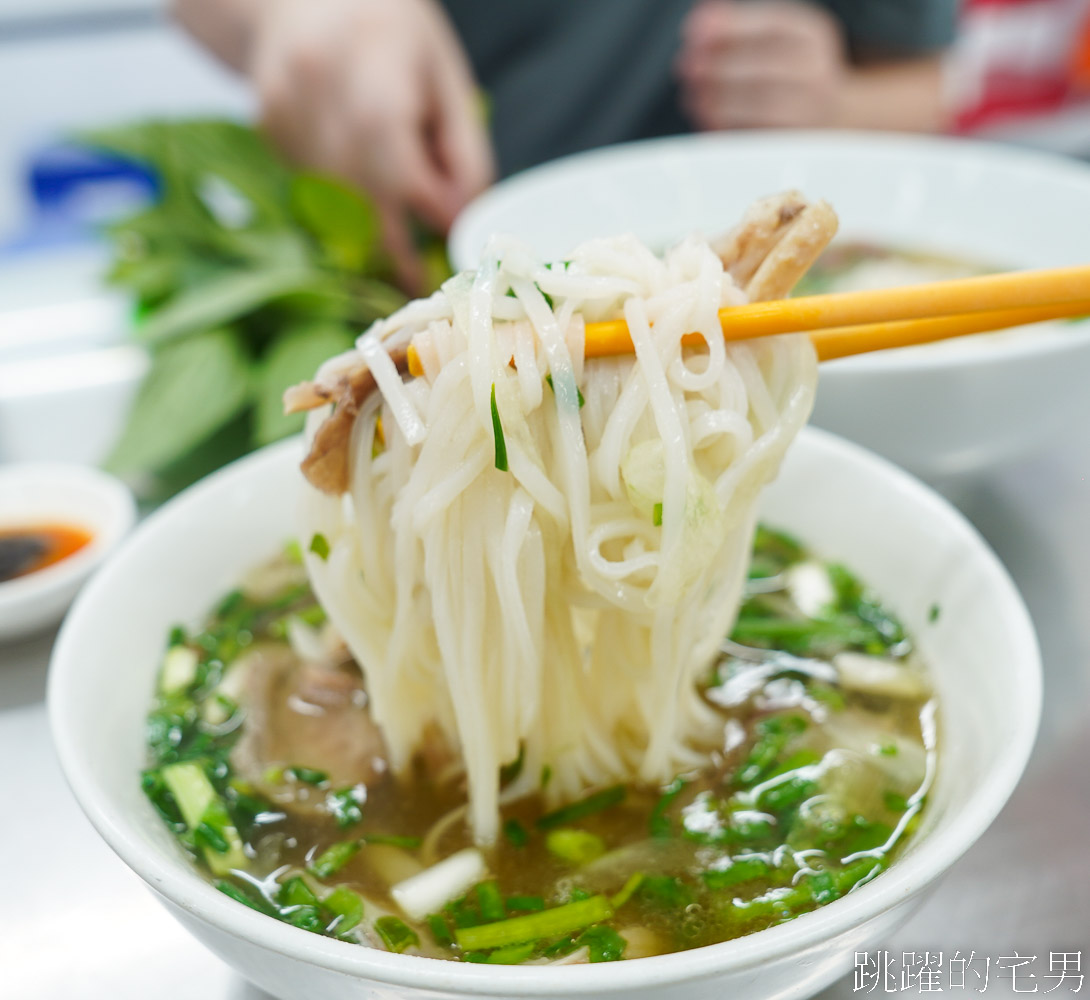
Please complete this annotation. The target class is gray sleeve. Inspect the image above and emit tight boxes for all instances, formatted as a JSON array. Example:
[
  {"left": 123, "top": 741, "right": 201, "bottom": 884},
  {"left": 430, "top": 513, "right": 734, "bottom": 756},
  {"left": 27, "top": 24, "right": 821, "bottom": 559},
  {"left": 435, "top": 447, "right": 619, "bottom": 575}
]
[{"left": 818, "top": 0, "right": 959, "bottom": 56}]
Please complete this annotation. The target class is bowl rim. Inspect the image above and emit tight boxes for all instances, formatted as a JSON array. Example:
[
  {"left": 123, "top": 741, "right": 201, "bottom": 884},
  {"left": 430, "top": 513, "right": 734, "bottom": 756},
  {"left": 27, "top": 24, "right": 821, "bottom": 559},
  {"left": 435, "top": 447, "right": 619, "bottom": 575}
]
[
  {"left": 450, "top": 129, "right": 1090, "bottom": 377},
  {"left": 0, "top": 461, "right": 135, "bottom": 608},
  {"left": 48, "top": 430, "right": 1041, "bottom": 995}
]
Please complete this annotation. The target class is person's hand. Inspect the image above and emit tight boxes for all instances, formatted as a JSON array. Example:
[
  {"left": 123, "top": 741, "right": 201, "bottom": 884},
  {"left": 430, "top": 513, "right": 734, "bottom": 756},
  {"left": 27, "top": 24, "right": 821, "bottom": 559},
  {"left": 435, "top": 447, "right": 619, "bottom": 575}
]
[
  {"left": 250, "top": 0, "right": 494, "bottom": 289},
  {"left": 677, "top": 0, "right": 848, "bottom": 131}
]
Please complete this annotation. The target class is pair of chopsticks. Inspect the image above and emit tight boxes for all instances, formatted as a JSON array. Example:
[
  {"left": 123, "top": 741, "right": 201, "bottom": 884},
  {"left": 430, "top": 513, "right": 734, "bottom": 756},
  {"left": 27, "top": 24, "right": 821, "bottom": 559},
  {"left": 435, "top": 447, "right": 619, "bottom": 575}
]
[{"left": 582, "top": 264, "right": 1090, "bottom": 362}]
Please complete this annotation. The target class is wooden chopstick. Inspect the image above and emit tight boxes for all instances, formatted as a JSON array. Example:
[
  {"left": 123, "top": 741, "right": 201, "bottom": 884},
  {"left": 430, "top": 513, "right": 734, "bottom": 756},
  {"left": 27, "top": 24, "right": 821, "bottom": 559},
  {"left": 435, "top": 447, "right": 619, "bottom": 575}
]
[{"left": 582, "top": 264, "right": 1090, "bottom": 359}]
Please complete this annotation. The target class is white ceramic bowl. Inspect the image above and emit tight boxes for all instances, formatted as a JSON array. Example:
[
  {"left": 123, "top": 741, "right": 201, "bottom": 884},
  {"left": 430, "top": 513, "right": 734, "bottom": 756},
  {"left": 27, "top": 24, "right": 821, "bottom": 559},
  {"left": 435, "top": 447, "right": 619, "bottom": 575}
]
[
  {"left": 0, "top": 462, "right": 136, "bottom": 641},
  {"left": 450, "top": 132, "right": 1090, "bottom": 480},
  {"left": 48, "top": 431, "right": 1039, "bottom": 1000}
]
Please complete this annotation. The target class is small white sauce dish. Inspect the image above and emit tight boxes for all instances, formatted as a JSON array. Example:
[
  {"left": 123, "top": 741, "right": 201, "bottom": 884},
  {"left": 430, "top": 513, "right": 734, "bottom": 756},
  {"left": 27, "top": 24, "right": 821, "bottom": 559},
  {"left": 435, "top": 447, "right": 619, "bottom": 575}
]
[{"left": 0, "top": 463, "right": 136, "bottom": 642}]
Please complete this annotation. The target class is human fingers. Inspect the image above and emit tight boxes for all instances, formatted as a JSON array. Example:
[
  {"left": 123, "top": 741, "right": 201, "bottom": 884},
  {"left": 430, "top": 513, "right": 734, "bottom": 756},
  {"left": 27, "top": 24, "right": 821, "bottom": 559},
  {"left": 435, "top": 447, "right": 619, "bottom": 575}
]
[
  {"left": 429, "top": 40, "right": 495, "bottom": 209},
  {"left": 376, "top": 200, "right": 427, "bottom": 294}
]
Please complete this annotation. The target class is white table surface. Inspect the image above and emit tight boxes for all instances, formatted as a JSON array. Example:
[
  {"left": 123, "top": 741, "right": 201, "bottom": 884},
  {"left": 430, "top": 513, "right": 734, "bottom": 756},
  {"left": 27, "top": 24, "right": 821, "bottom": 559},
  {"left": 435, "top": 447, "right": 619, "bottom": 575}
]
[{"left": 3, "top": 432, "right": 1088, "bottom": 999}]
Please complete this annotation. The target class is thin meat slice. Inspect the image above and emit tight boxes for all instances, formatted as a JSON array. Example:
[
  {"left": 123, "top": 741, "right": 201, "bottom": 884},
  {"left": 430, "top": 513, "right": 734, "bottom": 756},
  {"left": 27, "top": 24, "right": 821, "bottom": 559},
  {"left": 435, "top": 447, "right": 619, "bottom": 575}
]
[
  {"left": 712, "top": 190, "right": 809, "bottom": 288},
  {"left": 231, "top": 645, "right": 387, "bottom": 817},
  {"left": 285, "top": 346, "right": 408, "bottom": 496}
]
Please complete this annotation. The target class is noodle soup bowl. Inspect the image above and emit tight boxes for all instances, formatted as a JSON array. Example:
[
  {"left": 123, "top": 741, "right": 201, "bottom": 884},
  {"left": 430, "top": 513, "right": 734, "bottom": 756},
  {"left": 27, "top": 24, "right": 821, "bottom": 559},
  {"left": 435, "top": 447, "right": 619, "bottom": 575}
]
[
  {"left": 451, "top": 132, "right": 1090, "bottom": 480},
  {"left": 49, "top": 431, "right": 1039, "bottom": 1000}
]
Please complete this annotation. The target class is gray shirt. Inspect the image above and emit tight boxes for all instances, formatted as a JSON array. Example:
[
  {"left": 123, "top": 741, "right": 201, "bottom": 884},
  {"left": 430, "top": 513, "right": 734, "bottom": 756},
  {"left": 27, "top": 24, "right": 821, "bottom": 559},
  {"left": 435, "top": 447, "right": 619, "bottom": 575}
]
[{"left": 441, "top": 0, "right": 957, "bottom": 176}]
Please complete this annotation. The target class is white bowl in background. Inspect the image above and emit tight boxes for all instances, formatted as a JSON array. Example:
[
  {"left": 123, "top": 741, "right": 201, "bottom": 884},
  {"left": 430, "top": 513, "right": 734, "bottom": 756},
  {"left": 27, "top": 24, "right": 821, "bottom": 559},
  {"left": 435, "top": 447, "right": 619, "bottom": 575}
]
[
  {"left": 0, "top": 248, "right": 145, "bottom": 466},
  {"left": 450, "top": 132, "right": 1090, "bottom": 480},
  {"left": 0, "top": 462, "right": 136, "bottom": 641},
  {"left": 48, "top": 432, "right": 1040, "bottom": 1000}
]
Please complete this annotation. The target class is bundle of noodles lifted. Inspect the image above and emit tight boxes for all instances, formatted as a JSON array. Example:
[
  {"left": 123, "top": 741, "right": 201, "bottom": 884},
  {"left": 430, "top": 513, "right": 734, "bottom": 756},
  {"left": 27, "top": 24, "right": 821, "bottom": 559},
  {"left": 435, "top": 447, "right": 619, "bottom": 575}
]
[{"left": 284, "top": 192, "right": 838, "bottom": 845}]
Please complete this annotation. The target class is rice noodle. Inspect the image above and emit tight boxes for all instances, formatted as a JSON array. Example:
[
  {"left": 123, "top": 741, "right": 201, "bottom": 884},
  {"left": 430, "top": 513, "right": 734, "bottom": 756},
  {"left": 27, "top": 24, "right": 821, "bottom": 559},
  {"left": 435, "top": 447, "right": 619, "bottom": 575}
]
[{"left": 299, "top": 233, "right": 818, "bottom": 843}]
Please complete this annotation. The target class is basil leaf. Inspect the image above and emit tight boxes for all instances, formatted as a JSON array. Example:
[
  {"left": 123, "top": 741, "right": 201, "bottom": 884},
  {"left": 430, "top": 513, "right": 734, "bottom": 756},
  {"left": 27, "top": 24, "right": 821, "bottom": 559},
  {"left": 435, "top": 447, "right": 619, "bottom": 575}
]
[
  {"left": 106, "top": 328, "right": 251, "bottom": 474},
  {"left": 254, "top": 322, "right": 356, "bottom": 445},
  {"left": 137, "top": 266, "right": 323, "bottom": 344},
  {"left": 291, "top": 173, "right": 379, "bottom": 272}
]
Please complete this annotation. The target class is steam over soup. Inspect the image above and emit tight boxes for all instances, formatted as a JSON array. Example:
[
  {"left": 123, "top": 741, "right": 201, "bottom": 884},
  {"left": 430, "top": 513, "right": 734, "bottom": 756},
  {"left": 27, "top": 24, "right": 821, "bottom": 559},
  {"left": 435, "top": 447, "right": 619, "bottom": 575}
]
[{"left": 143, "top": 526, "right": 935, "bottom": 963}]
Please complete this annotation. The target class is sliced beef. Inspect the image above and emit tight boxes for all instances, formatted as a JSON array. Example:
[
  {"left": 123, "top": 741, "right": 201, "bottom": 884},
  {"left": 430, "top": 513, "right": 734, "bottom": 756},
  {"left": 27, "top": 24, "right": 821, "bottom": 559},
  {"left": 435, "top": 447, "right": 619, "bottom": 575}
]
[{"left": 231, "top": 646, "right": 387, "bottom": 817}]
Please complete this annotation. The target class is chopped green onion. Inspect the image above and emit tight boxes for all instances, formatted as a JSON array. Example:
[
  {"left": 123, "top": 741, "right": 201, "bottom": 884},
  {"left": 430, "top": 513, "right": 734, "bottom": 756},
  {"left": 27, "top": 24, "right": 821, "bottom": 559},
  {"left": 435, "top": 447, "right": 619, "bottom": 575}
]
[
  {"left": 928, "top": 603, "right": 941, "bottom": 623},
  {"left": 283, "top": 539, "right": 304, "bottom": 564},
  {"left": 639, "top": 875, "right": 693, "bottom": 908},
  {"left": 476, "top": 880, "right": 506, "bottom": 923},
  {"left": 287, "top": 766, "right": 329, "bottom": 787},
  {"left": 486, "top": 942, "right": 535, "bottom": 964},
  {"left": 427, "top": 913, "right": 455, "bottom": 948},
  {"left": 536, "top": 784, "right": 625, "bottom": 830},
  {"left": 309, "top": 839, "right": 361, "bottom": 879},
  {"left": 506, "top": 895, "right": 545, "bottom": 913},
  {"left": 360, "top": 833, "right": 422, "bottom": 849},
  {"left": 490, "top": 383, "right": 508, "bottom": 472},
  {"left": 836, "top": 856, "right": 885, "bottom": 893},
  {"left": 215, "top": 589, "right": 245, "bottom": 619},
  {"left": 278, "top": 876, "right": 320, "bottom": 908},
  {"left": 540, "top": 764, "right": 552, "bottom": 789},
  {"left": 161, "top": 761, "right": 246, "bottom": 875},
  {"left": 541, "top": 935, "right": 579, "bottom": 958},
  {"left": 502, "top": 818, "right": 528, "bottom": 848},
  {"left": 499, "top": 744, "right": 525, "bottom": 784},
  {"left": 194, "top": 821, "right": 230, "bottom": 854},
  {"left": 649, "top": 775, "right": 689, "bottom": 838},
  {"left": 652, "top": 502, "right": 663, "bottom": 526},
  {"left": 577, "top": 925, "right": 627, "bottom": 963},
  {"left": 546, "top": 828, "right": 606, "bottom": 865},
  {"left": 324, "top": 887, "right": 364, "bottom": 933},
  {"left": 804, "top": 869, "right": 840, "bottom": 906},
  {"left": 309, "top": 533, "right": 331, "bottom": 560},
  {"left": 454, "top": 895, "right": 613, "bottom": 951},
  {"left": 325, "top": 786, "right": 365, "bottom": 829},
  {"left": 610, "top": 873, "right": 644, "bottom": 909},
  {"left": 702, "top": 856, "right": 771, "bottom": 889},
  {"left": 883, "top": 791, "right": 909, "bottom": 813},
  {"left": 446, "top": 895, "right": 484, "bottom": 929},
  {"left": 544, "top": 373, "right": 585, "bottom": 408},
  {"left": 758, "top": 775, "right": 818, "bottom": 813},
  {"left": 375, "top": 915, "right": 419, "bottom": 953},
  {"left": 215, "top": 878, "right": 272, "bottom": 914}
]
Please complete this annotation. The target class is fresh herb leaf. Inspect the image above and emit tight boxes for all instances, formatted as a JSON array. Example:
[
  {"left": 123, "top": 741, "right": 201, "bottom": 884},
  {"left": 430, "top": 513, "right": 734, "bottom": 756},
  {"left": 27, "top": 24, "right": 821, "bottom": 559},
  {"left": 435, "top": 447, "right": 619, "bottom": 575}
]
[
  {"left": 290, "top": 172, "right": 379, "bottom": 272},
  {"left": 254, "top": 322, "right": 355, "bottom": 445},
  {"left": 137, "top": 267, "right": 322, "bottom": 345},
  {"left": 106, "top": 327, "right": 251, "bottom": 475}
]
